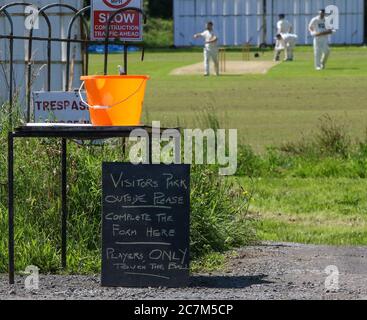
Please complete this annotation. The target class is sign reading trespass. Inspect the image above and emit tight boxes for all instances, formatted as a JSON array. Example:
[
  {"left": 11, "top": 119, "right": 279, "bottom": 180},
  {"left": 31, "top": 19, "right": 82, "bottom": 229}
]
[
  {"left": 91, "top": 0, "right": 143, "bottom": 41},
  {"left": 32, "top": 91, "right": 90, "bottom": 124},
  {"left": 102, "top": 163, "right": 190, "bottom": 287}
]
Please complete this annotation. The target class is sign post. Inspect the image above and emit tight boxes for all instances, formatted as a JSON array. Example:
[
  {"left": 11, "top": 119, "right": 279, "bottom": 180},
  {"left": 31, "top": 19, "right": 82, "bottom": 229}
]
[
  {"left": 91, "top": 0, "right": 143, "bottom": 41},
  {"left": 102, "top": 163, "right": 190, "bottom": 287}
]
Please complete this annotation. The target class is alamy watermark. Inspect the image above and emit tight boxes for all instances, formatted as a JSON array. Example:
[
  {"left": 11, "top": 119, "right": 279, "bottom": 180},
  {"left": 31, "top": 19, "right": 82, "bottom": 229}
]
[
  {"left": 24, "top": 265, "right": 39, "bottom": 290},
  {"left": 325, "top": 5, "right": 339, "bottom": 30},
  {"left": 24, "top": 6, "right": 39, "bottom": 30},
  {"left": 128, "top": 121, "right": 238, "bottom": 175},
  {"left": 325, "top": 265, "right": 339, "bottom": 292}
]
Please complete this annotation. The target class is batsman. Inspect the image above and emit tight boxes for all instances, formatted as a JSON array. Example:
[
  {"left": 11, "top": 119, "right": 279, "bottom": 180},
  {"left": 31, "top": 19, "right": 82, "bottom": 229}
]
[{"left": 308, "top": 9, "right": 335, "bottom": 70}]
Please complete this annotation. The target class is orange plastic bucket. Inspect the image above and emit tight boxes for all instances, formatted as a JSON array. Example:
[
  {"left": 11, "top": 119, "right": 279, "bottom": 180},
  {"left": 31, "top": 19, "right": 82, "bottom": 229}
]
[{"left": 80, "top": 75, "right": 149, "bottom": 126}]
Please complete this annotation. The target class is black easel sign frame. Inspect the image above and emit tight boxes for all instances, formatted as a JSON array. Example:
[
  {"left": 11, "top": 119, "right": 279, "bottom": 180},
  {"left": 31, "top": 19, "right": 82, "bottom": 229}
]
[{"left": 102, "top": 163, "right": 190, "bottom": 287}]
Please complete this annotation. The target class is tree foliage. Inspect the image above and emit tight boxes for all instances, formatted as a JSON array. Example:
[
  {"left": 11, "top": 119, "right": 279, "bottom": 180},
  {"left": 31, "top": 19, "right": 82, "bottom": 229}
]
[{"left": 147, "top": 0, "right": 173, "bottom": 19}]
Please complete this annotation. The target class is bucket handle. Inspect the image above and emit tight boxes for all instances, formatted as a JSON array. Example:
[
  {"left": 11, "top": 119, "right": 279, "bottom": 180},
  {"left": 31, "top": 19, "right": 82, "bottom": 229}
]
[
  {"left": 78, "top": 82, "right": 110, "bottom": 110},
  {"left": 78, "top": 79, "right": 148, "bottom": 110}
]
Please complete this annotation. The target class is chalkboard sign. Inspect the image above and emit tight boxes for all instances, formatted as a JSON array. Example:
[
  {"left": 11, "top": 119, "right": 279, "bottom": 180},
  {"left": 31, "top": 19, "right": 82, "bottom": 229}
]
[{"left": 102, "top": 163, "right": 190, "bottom": 287}]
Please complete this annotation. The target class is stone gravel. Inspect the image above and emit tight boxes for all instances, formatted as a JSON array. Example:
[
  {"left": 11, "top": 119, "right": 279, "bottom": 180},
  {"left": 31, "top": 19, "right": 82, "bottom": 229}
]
[{"left": 1, "top": 242, "right": 366, "bottom": 300}]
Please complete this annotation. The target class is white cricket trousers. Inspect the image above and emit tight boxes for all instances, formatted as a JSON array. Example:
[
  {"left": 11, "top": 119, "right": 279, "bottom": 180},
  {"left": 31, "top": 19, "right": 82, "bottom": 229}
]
[
  {"left": 313, "top": 37, "right": 330, "bottom": 69},
  {"left": 204, "top": 48, "right": 219, "bottom": 75},
  {"left": 286, "top": 39, "right": 296, "bottom": 60}
]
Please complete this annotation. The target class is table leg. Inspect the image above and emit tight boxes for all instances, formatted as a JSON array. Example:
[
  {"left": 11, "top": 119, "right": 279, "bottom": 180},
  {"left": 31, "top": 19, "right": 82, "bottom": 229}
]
[
  {"left": 8, "top": 132, "right": 14, "bottom": 284},
  {"left": 122, "top": 138, "right": 126, "bottom": 159},
  {"left": 61, "top": 138, "right": 67, "bottom": 269}
]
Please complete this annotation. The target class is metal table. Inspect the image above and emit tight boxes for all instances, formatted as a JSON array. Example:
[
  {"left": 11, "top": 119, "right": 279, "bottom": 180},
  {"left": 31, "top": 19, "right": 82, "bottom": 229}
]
[{"left": 7, "top": 125, "right": 158, "bottom": 284}]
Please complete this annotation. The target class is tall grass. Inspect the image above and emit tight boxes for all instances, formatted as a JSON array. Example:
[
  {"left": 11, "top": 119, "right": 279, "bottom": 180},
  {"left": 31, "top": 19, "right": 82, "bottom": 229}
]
[
  {"left": 281, "top": 114, "right": 352, "bottom": 158},
  {"left": 237, "top": 114, "right": 367, "bottom": 245},
  {"left": 237, "top": 114, "right": 367, "bottom": 179},
  {"left": 190, "top": 165, "right": 255, "bottom": 258}
]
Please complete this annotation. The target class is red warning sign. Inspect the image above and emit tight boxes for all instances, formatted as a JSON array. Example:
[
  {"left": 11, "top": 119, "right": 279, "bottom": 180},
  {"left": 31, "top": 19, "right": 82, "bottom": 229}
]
[
  {"left": 102, "top": 0, "right": 133, "bottom": 9},
  {"left": 91, "top": 0, "right": 142, "bottom": 41}
]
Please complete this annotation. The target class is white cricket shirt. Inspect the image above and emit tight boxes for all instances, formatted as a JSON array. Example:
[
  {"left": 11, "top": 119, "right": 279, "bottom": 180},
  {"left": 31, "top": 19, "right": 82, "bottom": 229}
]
[
  {"left": 200, "top": 30, "right": 218, "bottom": 50},
  {"left": 277, "top": 19, "right": 292, "bottom": 34},
  {"left": 309, "top": 16, "right": 328, "bottom": 38}
]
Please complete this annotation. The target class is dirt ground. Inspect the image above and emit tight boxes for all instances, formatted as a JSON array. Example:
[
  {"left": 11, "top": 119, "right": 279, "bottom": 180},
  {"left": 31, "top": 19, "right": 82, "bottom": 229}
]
[
  {"left": 1, "top": 242, "right": 366, "bottom": 300},
  {"left": 170, "top": 61, "right": 279, "bottom": 76}
]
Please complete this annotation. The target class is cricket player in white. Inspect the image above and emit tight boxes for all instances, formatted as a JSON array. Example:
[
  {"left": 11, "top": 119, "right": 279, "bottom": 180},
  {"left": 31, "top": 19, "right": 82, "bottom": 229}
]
[
  {"left": 309, "top": 9, "right": 333, "bottom": 70},
  {"left": 274, "top": 14, "right": 293, "bottom": 61},
  {"left": 276, "top": 33, "right": 298, "bottom": 61},
  {"left": 194, "top": 22, "right": 219, "bottom": 76}
]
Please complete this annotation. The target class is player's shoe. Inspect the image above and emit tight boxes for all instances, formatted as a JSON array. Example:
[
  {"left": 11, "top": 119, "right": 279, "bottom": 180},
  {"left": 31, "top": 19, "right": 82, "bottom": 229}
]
[
  {"left": 316, "top": 67, "right": 322, "bottom": 71},
  {"left": 321, "top": 64, "right": 325, "bottom": 69}
]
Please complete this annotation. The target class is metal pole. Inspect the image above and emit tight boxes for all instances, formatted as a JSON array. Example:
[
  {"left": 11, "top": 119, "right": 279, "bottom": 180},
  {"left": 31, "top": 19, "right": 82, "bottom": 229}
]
[
  {"left": 124, "top": 43, "right": 128, "bottom": 75},
  {"left": 65, "top": 5, "right": 90, "bottom": 90},
  {"left": 263, "top": 0, "right": 267, "bottom": 45},
  {"left": 0, "top": 9, "right": 15, "bottom": 128},
  {"left": 103, "top": 7, "right": 147, "bottom": 75},
  {"left": 0, "top": 3, "right": 50, "bottom": 123},
  {"left": 61, "top": 138, "right": 67, "bottom": 269},
  {"left": 27, "top": 30, "right": 34, "bottom": 122},
  {"left": 8, "top": 132, "right": 14, "bottom": 284},
  {"left": 104, "top": 38, "right": 109, "bottom": 75},
  {"left": 271, "top": 0, "right": 274, "bottom": 45},
  {"left": 9, "top": 34, "right": 13, "bottom": 128},
  {"left": 141, "top": 46, "right": 145, "bottom": 62},
  {"left": 35, "top": 4, "right": 89, "bottom": 92}
]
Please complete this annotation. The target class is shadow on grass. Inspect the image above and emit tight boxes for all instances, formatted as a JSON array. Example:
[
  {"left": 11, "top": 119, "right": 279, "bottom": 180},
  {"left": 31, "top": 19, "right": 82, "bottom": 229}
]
[{"left": 189, "top": 274, "right": 273, "bottom": 289}]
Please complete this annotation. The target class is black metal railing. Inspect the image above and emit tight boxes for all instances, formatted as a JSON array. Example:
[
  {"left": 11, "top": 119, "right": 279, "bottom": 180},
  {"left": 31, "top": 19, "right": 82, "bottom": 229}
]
[{"left": 0, "top": 3, "right": 147, "bottom": 126}]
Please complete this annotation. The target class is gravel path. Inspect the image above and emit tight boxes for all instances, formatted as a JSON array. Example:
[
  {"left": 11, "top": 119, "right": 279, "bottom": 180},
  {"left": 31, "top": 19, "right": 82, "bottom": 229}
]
[{"left": 1, "top": 242, "right": 366, "bottom": 300}]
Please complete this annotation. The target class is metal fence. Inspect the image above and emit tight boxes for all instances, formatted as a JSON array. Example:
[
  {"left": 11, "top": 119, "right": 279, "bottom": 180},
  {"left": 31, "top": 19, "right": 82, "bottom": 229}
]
[
  {"left": 0, "top": 1, "right": 84, "bottom": 105},
  {"left": 0, "top": 1, "right": 146, "bottom": 127}
]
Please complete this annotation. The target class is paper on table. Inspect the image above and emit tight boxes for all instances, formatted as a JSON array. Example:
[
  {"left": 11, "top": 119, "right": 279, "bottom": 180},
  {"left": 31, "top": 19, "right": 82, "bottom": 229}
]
[{"left": 26, "top": 123, "right": 93, "bottom": 127}]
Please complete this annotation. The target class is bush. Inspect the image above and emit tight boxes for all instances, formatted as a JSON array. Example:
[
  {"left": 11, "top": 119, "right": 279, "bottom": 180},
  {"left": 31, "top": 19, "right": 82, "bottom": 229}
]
[
  {"left": 147, "top": 0, "right": 173, "bottom": 19},
  {"left": 236, "top": 145, "right": 263, "bottom": 177},
  {"left": 143, "top": 18, "right": 173, "bottom": 48},
  {"left": 280, "top": 114, "right": 351, "bottom": 158},
  {"left": 315, "top": 114, "right": 351, "bottom": 157},
  {"left": 190, "top": 165, "right": 256, "bottom": 258},
  {"left": 237, "top": 115, "right": 367, "bottom": 179}
]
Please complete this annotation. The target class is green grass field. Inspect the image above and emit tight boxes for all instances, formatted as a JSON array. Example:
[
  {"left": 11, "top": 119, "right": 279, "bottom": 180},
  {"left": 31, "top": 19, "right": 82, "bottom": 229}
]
[
  {"left": 240, "top": 177, "right": 367, "bottom": 245},
  {"left": 92, "top": 46, "right": 367, "bottom": 246},
  {"left": 90, "top": 46, "right": 367, "bottom": 151},
  {"left": 0, "top": 46, "right": 365, "bottom": 275}
]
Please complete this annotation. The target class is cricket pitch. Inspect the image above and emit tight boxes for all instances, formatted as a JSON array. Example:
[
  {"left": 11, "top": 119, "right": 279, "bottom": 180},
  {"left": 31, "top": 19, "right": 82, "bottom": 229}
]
[{"left": 170, "top": 60, "right": 279, "bottom": 75}]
